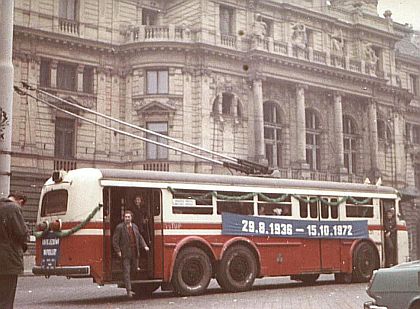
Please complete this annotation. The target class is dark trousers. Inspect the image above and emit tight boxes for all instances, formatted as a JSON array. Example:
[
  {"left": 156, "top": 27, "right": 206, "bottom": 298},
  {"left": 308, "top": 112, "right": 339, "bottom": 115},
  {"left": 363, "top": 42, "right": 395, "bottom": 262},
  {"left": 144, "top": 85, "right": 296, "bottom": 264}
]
[
  {"left": 122, "top": 254, "right": 138, "bottom": 293},
  {"left": 385, "top": 235, "right": 396, "bottom": 266},
  {"left": 0, "top": 274, "right": 18, "bottom": 309}
]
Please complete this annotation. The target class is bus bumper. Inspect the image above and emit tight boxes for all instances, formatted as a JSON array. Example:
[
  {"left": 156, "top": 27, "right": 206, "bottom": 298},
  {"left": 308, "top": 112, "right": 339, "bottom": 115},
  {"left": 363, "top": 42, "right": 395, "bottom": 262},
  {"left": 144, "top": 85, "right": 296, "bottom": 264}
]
[
  {"left": 32, "top": 266, "right": 90, "bottom": 277},
  {"left": 363, "top": 301, "right": 388, "bottom": 309}
]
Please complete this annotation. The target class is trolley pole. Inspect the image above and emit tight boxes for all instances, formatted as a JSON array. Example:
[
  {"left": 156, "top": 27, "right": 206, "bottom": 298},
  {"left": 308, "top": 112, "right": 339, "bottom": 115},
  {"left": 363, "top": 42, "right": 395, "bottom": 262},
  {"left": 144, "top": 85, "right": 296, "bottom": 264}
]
[{"left": 0, "top": 0, "right": 15, "bottom": 197}]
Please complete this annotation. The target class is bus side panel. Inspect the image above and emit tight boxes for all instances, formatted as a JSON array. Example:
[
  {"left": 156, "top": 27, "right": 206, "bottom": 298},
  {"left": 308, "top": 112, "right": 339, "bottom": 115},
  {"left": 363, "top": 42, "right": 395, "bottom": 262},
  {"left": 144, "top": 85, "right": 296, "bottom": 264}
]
[
  {"left": 103, "top": 222, "right": 112, "bottom": 282},
  {"left": 58, "top": 234, "right": 105, "bottom": 283},
  {"left": 255, "top": 238, "right": 321, "bottom": 276},
  {"left": 320, "top": 239, "right": 341, "bottom": 271},
  {"left": 154, "top": 234, "right": 164, "bottom": 278},
  {"left": 339, "top": 240, "right": 354, "bottom": 273}
]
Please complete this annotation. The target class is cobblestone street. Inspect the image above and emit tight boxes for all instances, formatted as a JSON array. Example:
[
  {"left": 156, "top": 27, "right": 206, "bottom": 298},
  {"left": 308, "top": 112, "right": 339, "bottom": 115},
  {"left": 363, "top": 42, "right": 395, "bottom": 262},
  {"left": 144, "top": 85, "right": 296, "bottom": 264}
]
[{"left": 16, "top": 275, "right": 372, "bottom": 309}]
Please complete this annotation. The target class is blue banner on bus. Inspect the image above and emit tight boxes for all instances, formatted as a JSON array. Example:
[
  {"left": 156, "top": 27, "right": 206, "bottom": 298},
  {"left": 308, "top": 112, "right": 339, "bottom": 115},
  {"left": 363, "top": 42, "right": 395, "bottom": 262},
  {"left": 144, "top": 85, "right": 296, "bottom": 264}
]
[
  {"left": 41, "top": 232, "right": 61, "bottom": 269},
  {"left": 221, "top": 213, "right": 369, "bottom": 239}
]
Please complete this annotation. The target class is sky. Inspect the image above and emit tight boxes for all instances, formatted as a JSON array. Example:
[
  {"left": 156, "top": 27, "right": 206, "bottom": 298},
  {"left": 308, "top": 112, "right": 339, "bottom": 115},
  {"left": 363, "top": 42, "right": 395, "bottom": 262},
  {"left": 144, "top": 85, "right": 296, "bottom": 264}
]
[{"left": 377, "top": 0, "right": 420, "bottom": 30}]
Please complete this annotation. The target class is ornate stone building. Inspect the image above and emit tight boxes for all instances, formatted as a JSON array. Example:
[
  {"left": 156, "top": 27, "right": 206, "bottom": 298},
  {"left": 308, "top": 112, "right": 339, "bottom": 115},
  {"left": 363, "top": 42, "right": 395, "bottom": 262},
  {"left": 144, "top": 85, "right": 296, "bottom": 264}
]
[{"left": 11, "top": 0, "right": 420, "bottom": 258}]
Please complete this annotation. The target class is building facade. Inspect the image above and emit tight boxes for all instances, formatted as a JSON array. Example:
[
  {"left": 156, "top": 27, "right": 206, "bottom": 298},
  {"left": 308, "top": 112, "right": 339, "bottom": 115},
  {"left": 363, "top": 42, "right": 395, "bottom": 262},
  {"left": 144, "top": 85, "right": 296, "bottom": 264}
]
[{"left": 11, "top": 0, "right": 420, "bottom": 258}]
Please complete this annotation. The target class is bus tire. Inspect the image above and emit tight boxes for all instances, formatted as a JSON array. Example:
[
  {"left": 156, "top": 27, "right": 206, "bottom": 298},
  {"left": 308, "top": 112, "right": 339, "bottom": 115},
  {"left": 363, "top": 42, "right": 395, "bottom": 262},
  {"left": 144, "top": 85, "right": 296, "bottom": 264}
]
[
  {"left": 171, "top": 247, "right": 212, "bottom": 296},
  {"left": 132, "top": 283, "right": 160, "bottom": 299},
  {"left": 352, "top": 242, "right": 379, "bottom": 283},
  {"left": 216, "top": 245, "right": 257, "bottom": 292}
]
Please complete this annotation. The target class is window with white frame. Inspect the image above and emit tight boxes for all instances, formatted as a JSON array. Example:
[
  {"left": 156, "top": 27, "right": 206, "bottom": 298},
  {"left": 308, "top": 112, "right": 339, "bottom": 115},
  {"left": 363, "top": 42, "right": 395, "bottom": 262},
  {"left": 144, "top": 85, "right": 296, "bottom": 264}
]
[
  {"left": 59, "top": 0, "right": 78, "bottom": 20},
  {"left": 305, "top": 109, "right": 321, "bottom": 170},
  {"left": 343, "top": 115, "right": 358, "bottom": 174},
  {"left": 264, "top": 102, "right": 283, "bottom": 168},
  {"left": 57, "top": 62, "right": 77, "bottom": 91},
  {"left": 142, "top": 8, "right": 158, "bottom": 26},
  {"left": 55, "top": 117, "right": 75, "bottom": 158},
  {"left": 219, "top": 5, "right": 234, "bottom": 35},
  {"left": 146, "top": 122, "right": 168, "bottom": 160},
  {"left": 40, "top": 59, "right": 51, "bottom": 88},
  {"left": 146, "top": 69, "right": 168, "bottom": 94},
  {"left": 410, "top": 74, "right": 419, "bottom": 96}
]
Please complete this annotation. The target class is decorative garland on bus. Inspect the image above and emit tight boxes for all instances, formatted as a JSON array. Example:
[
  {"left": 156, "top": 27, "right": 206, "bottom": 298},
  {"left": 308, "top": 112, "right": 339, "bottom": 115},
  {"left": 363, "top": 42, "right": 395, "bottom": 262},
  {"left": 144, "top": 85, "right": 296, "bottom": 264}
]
[
  {"left": 167, "top": 187, "right": 371, "bottom": 206},
  {"left": 34, "top": 203, "right": 103, "bottom": 239}
]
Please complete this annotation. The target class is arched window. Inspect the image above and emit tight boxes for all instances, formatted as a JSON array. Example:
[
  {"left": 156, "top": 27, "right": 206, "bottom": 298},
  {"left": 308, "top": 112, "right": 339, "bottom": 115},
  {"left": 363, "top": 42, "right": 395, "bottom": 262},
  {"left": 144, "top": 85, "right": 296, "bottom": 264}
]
[
  {"left": 212, "top": 93, "right": 243, "bottom": 118},
  {"left": 305, "top": 108, "right": 321, "bottom": 170},
  {"left": 343, "top": 115, "right": 358, "bottom": 174},
  {"left": 264, "top": 102, "right": 282, "bottom": 167}
]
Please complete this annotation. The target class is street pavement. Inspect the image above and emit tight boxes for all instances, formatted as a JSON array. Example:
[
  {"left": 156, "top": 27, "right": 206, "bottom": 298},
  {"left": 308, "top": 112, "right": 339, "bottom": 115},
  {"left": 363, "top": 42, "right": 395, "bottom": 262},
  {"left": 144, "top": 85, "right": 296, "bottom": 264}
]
[{"left": 16, "top": 265, "right": 373, "bottom": 309}]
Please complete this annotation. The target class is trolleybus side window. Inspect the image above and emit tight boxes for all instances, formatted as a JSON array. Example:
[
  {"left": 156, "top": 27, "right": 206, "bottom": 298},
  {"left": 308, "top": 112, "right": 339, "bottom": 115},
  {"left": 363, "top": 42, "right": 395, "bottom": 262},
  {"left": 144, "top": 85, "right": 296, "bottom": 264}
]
[
  {"left": 217, "top": 191, "right": 254, "bottom": 215},
  {"left": 41, "top": 189, "right": 68, "bottom": 216},
  {"left": 299, "top": 197, "right": 318, "bottom": 219},
  {"left": 320, "top": 198, "right": 339, "bottom": 219},
  {"left": 257, "top": 193, "right": 292, "bottom": 216},
  {"left": 345, "top": 197, "right": 373, "bottom": 218},
  {"left": 172, "top": 189, "right": 213, "bottom": 215}
]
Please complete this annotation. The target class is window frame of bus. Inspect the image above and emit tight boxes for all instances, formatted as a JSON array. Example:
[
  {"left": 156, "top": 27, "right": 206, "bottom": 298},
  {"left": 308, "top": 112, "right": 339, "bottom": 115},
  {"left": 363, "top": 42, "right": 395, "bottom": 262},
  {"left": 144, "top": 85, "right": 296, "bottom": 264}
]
[
  {"left": 171, "top": 189, "right": 213, "bottom": 215},
  {"left": 216, "top": 191, "right": 254, "bottom": 215},
  {"left": 345, "top": 197, "right": 374, "bottom": 218},
  {"left": 41, "top": 189, "right": 69, "bottom": 216},
  {"left": 257, "top": 193, "right": 292, "bottom": 216}
]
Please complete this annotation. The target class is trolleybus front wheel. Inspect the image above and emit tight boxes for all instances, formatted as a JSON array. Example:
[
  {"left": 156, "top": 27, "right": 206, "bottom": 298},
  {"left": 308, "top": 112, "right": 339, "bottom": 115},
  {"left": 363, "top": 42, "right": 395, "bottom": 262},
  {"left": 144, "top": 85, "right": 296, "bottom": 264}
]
[
  {"left": 171, "top": 247, "right": 212, "bottom": 296},
  {"left": 352, "top": 242, "right": 379, "bottom": 283},
  {"left": 216, "top": 244, "right": 257, "bottom": 292}
]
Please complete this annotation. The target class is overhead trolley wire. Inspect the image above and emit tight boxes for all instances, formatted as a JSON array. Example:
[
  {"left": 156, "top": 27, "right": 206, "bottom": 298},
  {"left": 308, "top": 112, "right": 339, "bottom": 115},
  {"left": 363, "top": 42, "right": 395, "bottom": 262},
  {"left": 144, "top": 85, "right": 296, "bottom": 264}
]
[{"left": 16, "top": 82, "right": 270, "bottom": 175}]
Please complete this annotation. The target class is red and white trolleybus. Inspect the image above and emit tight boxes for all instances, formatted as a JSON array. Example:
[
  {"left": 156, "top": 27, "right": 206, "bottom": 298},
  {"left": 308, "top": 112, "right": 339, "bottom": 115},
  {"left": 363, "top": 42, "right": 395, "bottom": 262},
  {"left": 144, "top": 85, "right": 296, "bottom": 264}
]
[{"left": 33, "top": 168, "right": 409, "bottom": 297}]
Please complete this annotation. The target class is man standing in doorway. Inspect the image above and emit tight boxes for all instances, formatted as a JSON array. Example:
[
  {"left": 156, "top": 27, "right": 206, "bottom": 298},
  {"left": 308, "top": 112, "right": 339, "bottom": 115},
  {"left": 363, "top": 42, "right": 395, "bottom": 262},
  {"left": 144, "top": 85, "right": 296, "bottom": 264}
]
[
  {"left": 0, "top": 192, "right": 29, "bottom": 309},
  {"left": 113, "top": 210, "right": 149, "bottom": 298},
  {"left": 384, "top": 208, "right": 397, "bottom": 267}
]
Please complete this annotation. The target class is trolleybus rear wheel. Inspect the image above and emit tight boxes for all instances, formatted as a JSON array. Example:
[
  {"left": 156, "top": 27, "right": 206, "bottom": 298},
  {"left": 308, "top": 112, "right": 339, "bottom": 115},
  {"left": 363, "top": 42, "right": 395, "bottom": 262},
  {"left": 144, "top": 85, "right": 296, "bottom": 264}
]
[
  {"left": 352, "top": 242, "right": 379, "bottom": 283},
  {"left": 171, "top": 247, "right": 212, "bottom": 296},
  {"left": 216, "top": 245, "right": 257, "bottom": 292}
]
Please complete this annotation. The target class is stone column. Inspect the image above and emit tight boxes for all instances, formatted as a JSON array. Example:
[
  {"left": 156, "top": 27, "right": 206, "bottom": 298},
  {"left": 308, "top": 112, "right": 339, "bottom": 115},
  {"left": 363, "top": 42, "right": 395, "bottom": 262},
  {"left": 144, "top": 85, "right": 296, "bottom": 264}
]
[
  {"left": 368, "top": 99, "right": 380, "bottom": 178},
  {"left": 50, "top": 60, "right": 58, "bottom": 89},
  {"left": 77, "top": 64, "right": 84, "bottom": 92},
  {"left": 393, "top": 110, "right": 406, "bottom": 187},
  {"left": 253, "top": 78, "right": 265, "bottom": 163},
  {"left": 333, "top": 92, "right": 346, "bottom": 173},
  {"left": 95, "top": 67, "right": 107, "bottom": 154},
  {"left": 295, "top": 84, "right": 308, "bottom": 168}
]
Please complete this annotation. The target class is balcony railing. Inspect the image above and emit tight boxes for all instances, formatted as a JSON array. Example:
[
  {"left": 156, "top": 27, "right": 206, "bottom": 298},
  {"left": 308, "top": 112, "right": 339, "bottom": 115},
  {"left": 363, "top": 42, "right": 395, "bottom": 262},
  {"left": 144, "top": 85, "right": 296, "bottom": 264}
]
[
  {"left": 313, "top": 50, "right": 327, "bottom": 64},
  {"left": 131, "top": 25, "right": 191, "bottom": 42},
  {"left": 59, "top": 18, "right": 79, "bottom": 35},
  {"left": 143, "top": 161, "right": 169, "bottom": 172},
  {"left": 54, "top": 158, "right": 77, "bottom": 171},
  {"left": 273, "top": 168, "right": 363, "bottom": 183},
  {"left": 220, "top": 34, "right": 237, "bottom": 48}
]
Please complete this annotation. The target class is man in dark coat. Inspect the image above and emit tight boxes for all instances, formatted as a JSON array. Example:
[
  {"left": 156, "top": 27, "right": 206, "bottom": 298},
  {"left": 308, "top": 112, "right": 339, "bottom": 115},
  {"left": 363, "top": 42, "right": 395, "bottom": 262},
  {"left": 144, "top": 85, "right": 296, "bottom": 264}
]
[
  {"left": 112, "top": 210, "right": 149, "bottom": 298},
  {"left": 384, "top": 208, "right": 397, "bottom": 267},
  {"left": 0, "top": 192, "right": 28, "bottom": 309}
]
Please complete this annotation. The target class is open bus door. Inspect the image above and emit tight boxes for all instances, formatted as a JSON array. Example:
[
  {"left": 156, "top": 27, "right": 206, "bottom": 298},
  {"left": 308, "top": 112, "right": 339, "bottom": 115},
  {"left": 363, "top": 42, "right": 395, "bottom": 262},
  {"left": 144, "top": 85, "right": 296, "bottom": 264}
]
[
  {"left": 104, "top": 187, "right": 162, "bottom": 295},
  {"left": 381, "top": 199, "right": 397, "bottom": 267}
]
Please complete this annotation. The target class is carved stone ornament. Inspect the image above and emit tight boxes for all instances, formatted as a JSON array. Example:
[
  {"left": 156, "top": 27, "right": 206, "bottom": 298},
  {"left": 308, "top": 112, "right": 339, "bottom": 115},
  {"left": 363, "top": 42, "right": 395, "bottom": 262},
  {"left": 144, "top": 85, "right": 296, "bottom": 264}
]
[
  {"left": 0, "top": 107, "right": 9, "bottom": 141},
  {"left": 133, "top": 98, "right": 177, "bottom": 116}
]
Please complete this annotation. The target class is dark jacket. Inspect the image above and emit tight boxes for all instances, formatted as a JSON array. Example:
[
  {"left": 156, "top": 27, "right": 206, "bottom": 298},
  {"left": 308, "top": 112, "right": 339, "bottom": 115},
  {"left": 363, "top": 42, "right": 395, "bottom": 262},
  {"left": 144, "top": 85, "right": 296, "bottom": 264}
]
[
  {"left": 112, "top": 222, "right": 147, "bottom": 259},
  {"left": 0, "top": 197, "right": 29, "bottom": 275}
]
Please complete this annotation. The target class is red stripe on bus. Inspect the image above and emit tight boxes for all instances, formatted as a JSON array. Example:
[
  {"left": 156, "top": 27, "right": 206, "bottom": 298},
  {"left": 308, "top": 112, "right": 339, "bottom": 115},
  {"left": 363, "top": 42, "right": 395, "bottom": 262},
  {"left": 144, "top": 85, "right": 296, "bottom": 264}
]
[
  {"left": 368, "top": 225, "right": 407, "bottom": 231},
  {"left": 61, "top": 222, "right": 104, "bottom": 229}
]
